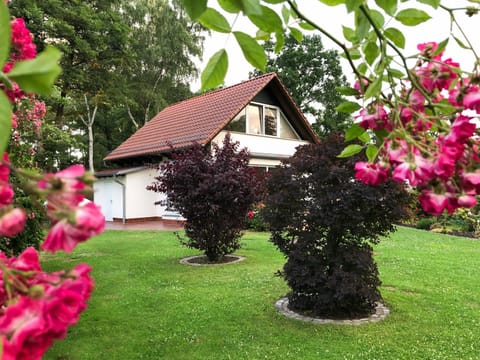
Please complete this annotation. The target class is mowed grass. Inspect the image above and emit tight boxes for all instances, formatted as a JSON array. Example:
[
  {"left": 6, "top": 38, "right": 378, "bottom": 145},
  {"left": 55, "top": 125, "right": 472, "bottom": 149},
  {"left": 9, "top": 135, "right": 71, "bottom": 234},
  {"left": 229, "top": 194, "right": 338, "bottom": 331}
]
[{"left": 43, "top": 227, "right": 480, "bottom": 360}]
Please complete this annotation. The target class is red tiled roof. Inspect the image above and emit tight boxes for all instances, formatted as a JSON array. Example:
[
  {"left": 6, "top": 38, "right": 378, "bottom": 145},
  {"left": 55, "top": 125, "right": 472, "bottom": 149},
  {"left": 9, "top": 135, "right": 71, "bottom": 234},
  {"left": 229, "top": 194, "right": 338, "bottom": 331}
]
[{"left": 104, "top": 73, "right": 318, "bottom": 161}]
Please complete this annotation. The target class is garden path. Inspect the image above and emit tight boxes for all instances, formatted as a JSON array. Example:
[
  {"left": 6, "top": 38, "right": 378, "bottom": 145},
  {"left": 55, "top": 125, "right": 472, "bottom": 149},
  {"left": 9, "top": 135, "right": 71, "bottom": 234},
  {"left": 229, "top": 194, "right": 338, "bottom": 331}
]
[{"left": 105, "top": 220, "right": 184, "bottom": 231}]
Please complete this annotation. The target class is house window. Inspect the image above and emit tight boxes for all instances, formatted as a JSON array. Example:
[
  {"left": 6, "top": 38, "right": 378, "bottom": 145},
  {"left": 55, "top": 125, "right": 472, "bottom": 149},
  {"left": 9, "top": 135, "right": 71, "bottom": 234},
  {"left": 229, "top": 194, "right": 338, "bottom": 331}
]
[
  {"left": 247, "top": 105, "right": 262, "bottom": 135},
  {"left": 264, "top": 107, "right": 277, "bottom": 136},
  {"left": 279, "top": 112, "right": 298, "bottom": 140},
  {"left": 226, "top": 102, "right": 299, "bottom": 140},
  {"left": 225, "top": 108, "right": 246, "bottom": 132}
]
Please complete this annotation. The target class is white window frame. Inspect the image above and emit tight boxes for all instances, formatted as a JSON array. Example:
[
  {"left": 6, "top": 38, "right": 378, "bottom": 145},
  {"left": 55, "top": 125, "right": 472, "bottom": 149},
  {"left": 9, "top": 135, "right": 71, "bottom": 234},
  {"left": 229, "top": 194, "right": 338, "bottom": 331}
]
[{"left": 247, "top": 102, "right": 301, "bottom": 140}]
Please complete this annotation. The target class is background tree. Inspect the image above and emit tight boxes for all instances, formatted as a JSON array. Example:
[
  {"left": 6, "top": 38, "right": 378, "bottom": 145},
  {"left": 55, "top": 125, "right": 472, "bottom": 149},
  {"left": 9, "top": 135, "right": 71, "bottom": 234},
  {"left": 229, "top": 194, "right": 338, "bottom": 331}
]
[
  {"left": 262, "top": 135, "right": 410, "bottom": 318},
  {"left": 121, "top": 0, "right": 203, "bottom": 129},
  {"left": 10, "top": 0, "right": 204, "bottom": 172},
  {"left": 252, "top": 35, "right": 352, "bottom": 138},
  {"left": 148, "top": 135, "right": 264, "bottom": 262}
]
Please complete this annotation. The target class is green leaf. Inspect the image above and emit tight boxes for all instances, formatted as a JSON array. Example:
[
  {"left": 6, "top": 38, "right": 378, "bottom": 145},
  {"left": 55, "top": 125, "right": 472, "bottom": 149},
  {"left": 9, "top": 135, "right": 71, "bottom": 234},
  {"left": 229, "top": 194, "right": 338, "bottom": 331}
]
[
  {"left": 338, "top": 144, "right": 363, "bottom": 158},
  {"left": 201, "top": 49, "right": 228, "bottom": 90},
  {"left": 8, "top": 46, "right": 62, "bottom": 95},
  {"left": 0, "top": 71, "right": 12, "bottom": 90},
  {"left": 219, "top": 0, "right": 242, "bottom": 13},
  {"left": 373, "top": 129, "right": 389, "bottom": 144},
  {"left": 347, "top": 48, "right": 362, "bottom": 60},
  {"left": 336, "top": 86, "right": 359, "bottom": 96},
  {"left": 180, "top": 0, "right": 207, "bottom": 20},
  {"left": 289, "top": 27, "right": 303, "bottom": 43},
  {"left": 387, "top": 68, "right": 405, "bottom": 78},
  {"left": 363, "top": 75, "right": 383, "bottom": 100},
  {"left": 375, "top": 0, "right": 398, "bottom": 16},
  {"left": 345, "top": 123, "right": 366, "bottom": 141},
  {"left": 358, "top": 62, "right": 368, "bottom": 74},
  {"left": 432, "top": 38, "right": 449, "bottom": 57},
  {"left": 366, "top": 144, "right": 378, "bottom": 161},
  {"left": 255, "top": 29, "right": 270, "bottom": 41},
  {"left": 319, "top": 0, "right": 345, "bottom": 5},
  {"left": 346, "top": 0, "right": 363, "bottom": 13},
  {"left": 218, "top": 0, "right": 262, "bottom": 15},
  {"left": 0, "top": 0, "right": 10, "bottom": 67},
  {"left": 249, "top": 5, "right": 283, "bottom": 33},
  {"left": 336, "top": 101, "right": 361, "bottom": 113},
  {"left": 281, "top": 5, "right": 290, "bottom": 23},
  {"left": 384, "top": 27, "right": 405, "bottom": 48},
  {"left": 433, "top": 100, "right": 456, "bottom": 115},
  {"left": 342, "top": 26, "right": 358, "bottom": 43},
  {"left": 395, "top": 9, "right": 431, "bottom": 26},
  {"left": 369, "top": 9, "right": 385, "bottom": 28},
  {"left": 417, "top": 0, "right": 440, "bottom": 9},
  {"left": 355, "top": 9, "right": 371, "bottom": 41},
  {"left": 199, "top": 8, "right": 231, "bottom": 33},
  {"left": 274, "top": 32, "right": 284, "bottom": 53},
  {"left": 298, "top": 22, "right": 316, "bottom": 31},
  {"left": 0, "top": 91, "right": 11, "bottom": 157},
  {"left": 233, "top": 32, "right": 266, "bottom": 70},
  {"left": 358, "top": 131, "right": 371, "bottom": 143},
  {"left": 240, "top": 0, "right": 262, "bottom": 16},
  {"left": 263, "top": 0, "right": 285, "bottom": 3},
  {"left": 363, "top": 41, "right": 379, "bottom": 66},
  {"left": 453, "top": 36, "right": 470, "bottom": 50}
]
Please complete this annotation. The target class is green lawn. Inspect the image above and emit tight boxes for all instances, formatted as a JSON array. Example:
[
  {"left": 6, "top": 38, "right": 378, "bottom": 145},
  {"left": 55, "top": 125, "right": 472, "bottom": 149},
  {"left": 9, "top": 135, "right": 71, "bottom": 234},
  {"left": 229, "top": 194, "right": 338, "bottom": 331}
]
[{"left": 43, "top": 227, "right": 480, "bottom": 360}]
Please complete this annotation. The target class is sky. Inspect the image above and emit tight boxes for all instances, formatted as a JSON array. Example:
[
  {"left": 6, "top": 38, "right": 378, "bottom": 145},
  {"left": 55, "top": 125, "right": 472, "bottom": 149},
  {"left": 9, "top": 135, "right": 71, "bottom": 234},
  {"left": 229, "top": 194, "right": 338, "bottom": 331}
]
[{"left": 191, "top": 0, "right": 480, "bottom": 91}]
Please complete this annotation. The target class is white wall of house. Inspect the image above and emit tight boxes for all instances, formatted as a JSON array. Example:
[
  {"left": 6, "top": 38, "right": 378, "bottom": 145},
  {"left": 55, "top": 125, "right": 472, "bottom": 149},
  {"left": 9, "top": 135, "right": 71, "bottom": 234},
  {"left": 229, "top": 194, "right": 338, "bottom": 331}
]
[
  {"left": 212, "top": 130, "right": 309, "bottom": 159},
  {"left": 124, "top": 168, "right": 162, "bottom": 219},
  {"left": 94, "top": 168, "right": 166, "bottom": 221},
  {"left": 93, "top": 177, "right": 124, "bottom": 221},
  {"left": 96, "top": 130, "right": 310, "bottom": 222}
]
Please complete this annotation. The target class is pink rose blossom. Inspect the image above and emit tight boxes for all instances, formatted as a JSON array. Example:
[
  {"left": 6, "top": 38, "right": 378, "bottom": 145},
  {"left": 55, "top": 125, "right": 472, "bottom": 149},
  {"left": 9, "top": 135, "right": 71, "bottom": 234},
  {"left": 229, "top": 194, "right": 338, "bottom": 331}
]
[
  {"left": 8, "top": 247, "right": 41, "bottom": 272},
  {"left": 0, "top": 208, "right": 26, "bottom": 237},
  {"left": 457, "top": 193, "right": 477, "bottom": 208},
  {"left": 418, "top": 190, "right": 448, "bottom": 216},
  {"left": 354, "top": 162, "right": 388, "bottom": 185},
  {"left": 445, "top": 115, "right": 476, "bottom": 144},
  {"left": 42, "top": 203, "right": 105, "bottom": 253},
  {"left": 462, "top": 86, "right": 480, "bottom": 113},
  {"left": 461, "top": 171, "right": 480, "bottom": 192},
  {"left": 417, "top": 42, "right": 443, "bottom": 60},
  {"left": 10, "top": 18, "right": 37, "bottom": 62},
  {"left": 0, "top": 153, "right": 10, "bottom": 182},
  {"left": 416, "top": 58, "right": 459, "bottom": 92},
  {"left": 356, "top": 105, "right": 390, "bottom": 131},
  {"left": 0, "top": 182, "right": 14, "bottom": 206}
]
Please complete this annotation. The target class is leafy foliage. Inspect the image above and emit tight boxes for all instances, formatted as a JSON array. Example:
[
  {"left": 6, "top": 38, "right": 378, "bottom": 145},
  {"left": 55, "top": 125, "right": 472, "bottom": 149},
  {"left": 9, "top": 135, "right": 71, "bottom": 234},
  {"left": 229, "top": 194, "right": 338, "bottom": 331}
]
[
  {"left": 252, "top": 35, "right": 352, "bottom": 138},
  {"left": 10, "top": 0, "right": 204, "bottom": 171},
  {"left": 0, "top": 172, "right": 46, "bottom": 256},
  {"left": 148, "top": 134, "right": 264, "bottom": 262},
  {"left": 262, "top": 135, "right": 410, "bottom": 318}
]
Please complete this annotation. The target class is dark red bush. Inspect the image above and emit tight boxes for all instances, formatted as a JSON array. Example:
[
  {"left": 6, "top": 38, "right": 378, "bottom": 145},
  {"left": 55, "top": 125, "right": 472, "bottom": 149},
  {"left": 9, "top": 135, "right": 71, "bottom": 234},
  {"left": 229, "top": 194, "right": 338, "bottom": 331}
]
[
  {"left": 148, "top": 134, "right": 264, "bottom": 262},
  {"left": 262, "top": 134, "right": 410, "bottom": 318}
]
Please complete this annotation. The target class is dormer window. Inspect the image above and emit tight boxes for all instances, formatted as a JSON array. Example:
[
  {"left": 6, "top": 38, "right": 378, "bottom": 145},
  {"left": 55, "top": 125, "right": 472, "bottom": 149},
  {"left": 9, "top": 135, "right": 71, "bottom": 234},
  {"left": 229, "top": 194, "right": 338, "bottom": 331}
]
[{"left": 225, "top": 103, "right": 299, "bottom": 140}]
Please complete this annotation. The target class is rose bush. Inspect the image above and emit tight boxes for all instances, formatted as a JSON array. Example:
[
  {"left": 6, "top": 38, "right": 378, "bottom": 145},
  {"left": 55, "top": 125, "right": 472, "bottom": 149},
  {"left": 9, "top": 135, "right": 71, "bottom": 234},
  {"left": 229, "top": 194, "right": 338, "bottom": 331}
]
[{"left": 0, "top": 2, "right": 104, "bottom": 358}]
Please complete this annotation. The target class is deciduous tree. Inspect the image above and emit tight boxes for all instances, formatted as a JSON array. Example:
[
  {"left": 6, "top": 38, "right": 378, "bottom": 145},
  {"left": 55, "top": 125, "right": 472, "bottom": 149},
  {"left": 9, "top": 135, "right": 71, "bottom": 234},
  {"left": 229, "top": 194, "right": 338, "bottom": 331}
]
[
  {"left": 148, "top": 134, "right": 264, "bottom": 262},
  {"left": 252, "top": 35, "right": 352, "bottom": 138},
  {"left": 262, "top": 135, "right": 410, "bottom": 318}
]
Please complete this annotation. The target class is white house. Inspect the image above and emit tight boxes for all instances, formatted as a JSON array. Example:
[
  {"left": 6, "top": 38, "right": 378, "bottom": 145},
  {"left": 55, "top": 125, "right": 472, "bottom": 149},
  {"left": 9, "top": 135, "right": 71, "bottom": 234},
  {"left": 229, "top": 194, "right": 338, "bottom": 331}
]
[{"left": 94, "top": 73, "right": 319, "bottom": 223}]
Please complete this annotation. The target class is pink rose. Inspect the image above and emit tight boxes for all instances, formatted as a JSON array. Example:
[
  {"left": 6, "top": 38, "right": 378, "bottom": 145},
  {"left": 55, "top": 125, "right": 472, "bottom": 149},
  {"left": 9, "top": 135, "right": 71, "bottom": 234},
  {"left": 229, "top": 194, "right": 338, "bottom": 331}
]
[
  {"left": 42, "top": 202, "right": 105, "bottom": 253},
  {"left": 0, "top": 208, "right": 26, "bottom": 237}
]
